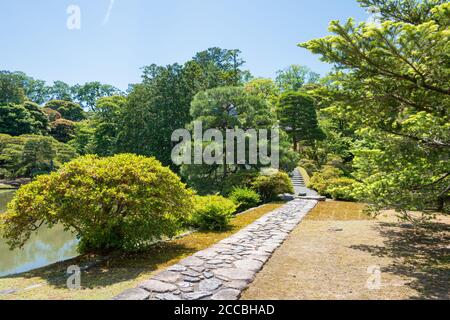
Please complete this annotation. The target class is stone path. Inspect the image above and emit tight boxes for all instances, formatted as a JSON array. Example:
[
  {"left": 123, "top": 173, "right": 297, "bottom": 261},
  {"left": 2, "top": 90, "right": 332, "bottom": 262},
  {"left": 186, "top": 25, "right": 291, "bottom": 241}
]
[
  {"left": 292, "top": 168, "right": 319, "bottom": 198},
  {"left": 114, "top": 199, "right": 317, "bottom": 301}
]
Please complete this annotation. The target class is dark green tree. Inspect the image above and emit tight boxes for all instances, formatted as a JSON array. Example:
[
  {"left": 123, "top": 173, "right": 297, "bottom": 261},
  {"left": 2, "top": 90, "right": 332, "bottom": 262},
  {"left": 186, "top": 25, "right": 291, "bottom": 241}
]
[
  {"left": 45, "top": 100, "right": 86, "bottom": 122},
  {"left": 277, "top": 92, "right": 325, "bottom": 151}
]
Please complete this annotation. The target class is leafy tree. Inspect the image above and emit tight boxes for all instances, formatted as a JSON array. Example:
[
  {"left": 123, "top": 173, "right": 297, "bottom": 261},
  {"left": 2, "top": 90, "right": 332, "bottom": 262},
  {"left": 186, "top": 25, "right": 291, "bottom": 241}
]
[
  {"left": 0, "top": 154, "right": 194, "bottom": 253},
  {"left": 193, "top": 47, "right": 251, "bottom": 87},
  {"left": 45, "top": 100, "right": 85, "bottom": 122},
  {"left": 68, "top": 120, "right": 96, "bottom": 155},
  {"left": 0, "top": 71, "right": 26, "bottom": 104},
  {"left": 244, "top": 78, "right": 280, "bottom": 112},
  {"left": 0, "top": 134, "right": 77, "bottom": 179},
  {"left": 50, "top": 119, "right": 76, "bottom": 143},
  {"left": 0, "top": 102, "right": 49, "bottom": 136},
  {"left": 277, "top": 91, "right": 325, "bottom": 150},
  {"left": 48, "top": 80, "right": 73, "bottom": 101},
  {"left": 92, "top": 95, "right": 126, "bottom": 156},
  {"left": 300, "top": 0, "right": 450, "bottom": 217},
  {"left": 275, "top": 65, "right": 320, "bottom": 92},
  {"left": 181, "top": 86, "right": 276, "bottom": 194},
  {"left": 72, "top": 82, "right": 121, "bottom": 111}
]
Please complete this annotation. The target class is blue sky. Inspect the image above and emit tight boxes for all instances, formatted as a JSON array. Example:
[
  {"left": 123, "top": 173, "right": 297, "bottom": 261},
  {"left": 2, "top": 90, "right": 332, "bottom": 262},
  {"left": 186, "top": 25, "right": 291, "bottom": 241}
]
[{"left": 0, "top": 0, "right": 368, "bottom": 90}]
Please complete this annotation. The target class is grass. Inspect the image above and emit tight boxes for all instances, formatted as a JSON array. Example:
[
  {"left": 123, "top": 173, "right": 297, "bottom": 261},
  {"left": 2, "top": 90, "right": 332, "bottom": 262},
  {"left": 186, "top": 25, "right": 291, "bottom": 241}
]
[
  {"left": 0, "top": 202, "right": 284, "bottom": 300},
  {"left": 305, "top": 200, "right": 370, "bottom": 221},
  {"left": 243, "top": 201, "right": 450, "bottom": 300}
]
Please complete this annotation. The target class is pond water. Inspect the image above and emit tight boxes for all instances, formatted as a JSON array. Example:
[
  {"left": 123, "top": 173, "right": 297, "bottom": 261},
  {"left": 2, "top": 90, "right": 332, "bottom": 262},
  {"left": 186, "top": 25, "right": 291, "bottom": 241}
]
[{"left": 0, "top": 190, "right": 78, "bottom": 277}]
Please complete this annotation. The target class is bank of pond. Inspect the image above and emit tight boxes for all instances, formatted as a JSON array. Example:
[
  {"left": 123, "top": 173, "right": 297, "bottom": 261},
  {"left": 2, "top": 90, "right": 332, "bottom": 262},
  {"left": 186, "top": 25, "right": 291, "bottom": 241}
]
[{"left": 0, "top": 190, "right": 78, "bottom": 277}]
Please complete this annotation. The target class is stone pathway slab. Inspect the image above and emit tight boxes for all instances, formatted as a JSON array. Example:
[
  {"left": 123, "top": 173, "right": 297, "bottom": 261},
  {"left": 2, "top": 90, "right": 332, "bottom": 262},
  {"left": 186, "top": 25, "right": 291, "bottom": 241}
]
[{"left": 114, "top": 199, "right": 317, "bottom": 300}]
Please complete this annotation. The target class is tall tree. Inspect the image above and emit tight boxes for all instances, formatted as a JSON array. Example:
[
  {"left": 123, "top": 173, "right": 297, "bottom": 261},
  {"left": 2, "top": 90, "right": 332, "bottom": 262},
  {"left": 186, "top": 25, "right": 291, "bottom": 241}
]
[
  {"left": 0, "top": 102, "right": 49, "bottom": 136},
  {"left": 300, "top": 0, "right": 450, "bottom": 217},
  {"left": 277, "top": 92, "right": 325, "bottom": 151},
  {"left": 275, "top": 65, "right": 320, "bottom": 92},
  {"left": 72, "top": 82, "right": 121, "bottom": 111},
  {"left": 0, "top": 71, "right": 26, "bottom": 104}
]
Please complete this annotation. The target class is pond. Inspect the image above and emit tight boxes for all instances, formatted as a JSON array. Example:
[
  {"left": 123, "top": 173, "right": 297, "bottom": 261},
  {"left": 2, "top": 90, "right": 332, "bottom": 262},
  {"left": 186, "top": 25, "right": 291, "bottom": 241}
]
[{"left": 0, "top": 190, "right": 78, "bottom": 277}]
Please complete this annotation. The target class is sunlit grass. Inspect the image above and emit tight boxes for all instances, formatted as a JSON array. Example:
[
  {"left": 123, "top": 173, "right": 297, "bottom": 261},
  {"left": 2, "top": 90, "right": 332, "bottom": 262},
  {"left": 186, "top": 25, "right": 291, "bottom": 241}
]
[
  {"left": 305, "top": 201, "right": 370, "bottom": 221},
  {"left": 0, "top": 202, "right": 284, "bottom": 300}
]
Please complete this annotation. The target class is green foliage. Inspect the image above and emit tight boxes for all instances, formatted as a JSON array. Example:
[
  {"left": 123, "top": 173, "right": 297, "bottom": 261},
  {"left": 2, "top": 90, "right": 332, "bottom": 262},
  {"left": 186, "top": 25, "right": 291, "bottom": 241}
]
[
  {"left": 300, "top": 1, "right": 450, "bottom": 216},
  {"left": 252, "top": 171, "right": 294, "bottom": 203},
  {"left": 0, "top": 134, "right": 77, "bottom": 179},
  {"left": 0, "top": 71, "right": 26, "bottom": 104},
  {"left": 42, "top": 108, "right": 62, "bottom": 122},
  {"left": 50, "top": 119, "right": 76, "bottom": 143},
  {"left": 72, "top": 82, "right": 122, "bottom": 111},
  {"left": 0, "top": 102, "right": 49, "bottom": 136},
  {"left": 181, "top": 86, "right": 276, "bottom": 194},
  {"left": 277, "top": 91, "right": 325, "bottom": 150},
  {"left": 275, "top": 65, "right": 320, "bottom": 92},
  {"left": 45, "top": 100, "right": 86, "bottom": 122},
  {"left": 0, "top": 154, "right": 194, "bottom": 253},
  {"left": 308, "top": 166, "right": 357, "bottom": 201},
  {"left": 68, "top": 120, "right": 96, "bottom": 155},
  {"left": 190, "top": 195, "right": 237, "bottom": 231},
  {"left": 229, "top": 187, "right": 261, "bottom": 212}
]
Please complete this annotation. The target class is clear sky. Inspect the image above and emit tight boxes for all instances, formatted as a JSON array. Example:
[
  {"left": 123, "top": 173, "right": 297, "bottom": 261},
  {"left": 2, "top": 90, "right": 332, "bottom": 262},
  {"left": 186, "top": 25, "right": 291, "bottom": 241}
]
[{"left": 0, "top": 0, "right": 368, "bottom": 90}]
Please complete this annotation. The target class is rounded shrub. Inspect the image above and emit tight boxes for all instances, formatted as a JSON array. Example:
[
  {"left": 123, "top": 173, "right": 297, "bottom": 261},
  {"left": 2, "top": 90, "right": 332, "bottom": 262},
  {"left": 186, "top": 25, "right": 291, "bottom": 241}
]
[
  {"left": 190, "top": 195, "right": 237, "bottom": 231},
  {"left": 0, "top": 154, "right": 194, "bottom": 253},
  {"left": 229, "top": 187, "right": 261, "bottom": 212},
  {"left": 252, "top": 171, "right": 294, "bottom": 203}
]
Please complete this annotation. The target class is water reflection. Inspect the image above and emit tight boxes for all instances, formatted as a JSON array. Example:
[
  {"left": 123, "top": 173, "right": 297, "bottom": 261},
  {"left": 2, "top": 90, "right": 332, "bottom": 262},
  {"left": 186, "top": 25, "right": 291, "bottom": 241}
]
[{"left": 0, "top": 190, "right": 78, "bottom": 277}]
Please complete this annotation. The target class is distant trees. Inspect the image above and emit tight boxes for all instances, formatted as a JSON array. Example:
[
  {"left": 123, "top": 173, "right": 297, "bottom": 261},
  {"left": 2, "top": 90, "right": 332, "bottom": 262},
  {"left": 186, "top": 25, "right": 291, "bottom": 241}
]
[
  {"left": 45, "top": 100, "right": 86, "bottom": 122},
  {"left": 0, "top": 134, "right": 77, "bottom": 179},
  {"left": 275, "top": 65, "right": 320, "bottom": 92},
  {"left": 118, "top": 48, "right": 250, "bottom": 169},
  {"left": 277, "top": 92, "right": 324, "bottom": 150},
  {"left": 0, "top": 102, "right": 49, "bottom": 136},
  {"left": 0, "top": 71, "right": 26, "bottom": 104}
]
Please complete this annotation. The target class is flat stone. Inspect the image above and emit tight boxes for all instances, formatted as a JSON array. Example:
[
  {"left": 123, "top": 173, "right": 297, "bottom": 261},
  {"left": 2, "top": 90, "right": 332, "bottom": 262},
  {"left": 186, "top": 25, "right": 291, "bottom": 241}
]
[
  {"left": 139, "top": 280, "right": 177, "bottom": 293},
  {"left": 213, "top": 268, "right": 255, "bottom": 282},
  {"left": 114, "top": 288, "right": 150, "bottom": 300},
  {"left": 168, "top": 265, "right": 187, "bottom": 272},
  {"left": 191, "top": 266, "right": 206, "bottom": 273},
  {"left": 182, "top": 291, "right": 213, "bottom": 300},
  {"left": 182, "top": 269, "right": 201, "bottom": 277},
  {"left": 234, "top": 259, "right": 264, "bottom": 272},
  {"left": 203, "top": 271, "right": 214, "bottom": 279},
  {"left": 180, "top": 256, "right": 204, "bottom": 267},
  {"left": 153, "top": 271, "right": 181, "bottom": 283},
  {"left": 179, "top": 286, "right": 194, "bottom": 293},
  {"left": 156, "top": 293, "right": 181, "bottom": 300},
  {"left": 199, "top": 278, "right": 223, "bottom": 291},
  {"left": 207, "top": 259, "right": 225, "bottom": 265},
  {"left": 211, "top": 289, "right": 241, "bottom": 300},
  {"left": 224, "top": 280, "right": 249, "bottom": 290},
  {"left": 184, "top": 276, "right": 201, "bottom": 283}
]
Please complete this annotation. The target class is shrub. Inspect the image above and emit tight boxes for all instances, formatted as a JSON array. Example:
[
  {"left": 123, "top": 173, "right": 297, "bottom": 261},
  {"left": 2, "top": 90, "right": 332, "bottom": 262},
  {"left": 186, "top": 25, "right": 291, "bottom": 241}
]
[
  {"left": 190, "top": 195, "right": 237, "bottom": 231},
  {"left": 50, "top": 119, "right": 76, "bottom": 143},
  {"left": 252, "top": 171, "right": 294, "bottom": 203},
  {"left": 327, "top": 177, "right": 357, "bottom": 201},
  {"left": 309, "top": 166, "right": 358, "bottom": 201},
  {"left": 308, "top": 166, "right": 341, "bottom": 196},
  {"left": 0, "top": 154, "right": 194, "bottom": 253},
  {"left": 229, "top": 187, "right": 261, "bottom": 212},
  {"left": 222, "top": 170, "right": 260, "bottom": 195}
]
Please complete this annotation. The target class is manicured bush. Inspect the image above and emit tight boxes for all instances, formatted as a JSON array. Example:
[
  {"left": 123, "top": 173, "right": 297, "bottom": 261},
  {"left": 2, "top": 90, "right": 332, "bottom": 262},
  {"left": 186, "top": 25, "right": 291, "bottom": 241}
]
[
  {"left": 309, "top": 166, "right": 357, "bottom": 201},
  {"left": 327, "top": 177, "right": 357, "bottom": 201},
  {"left": 0, "top": 154, "right": 194, "bottom": 253},
  {"left": 190, "top": 195, "right": 237, "bottom": 231},
  {"left": 229, "top": 187, "right": 261, "bottom": 212},
  {"left": 308, "top": 166, "right": 341, "bottom": 196},
  {"left": 252, "top": 171, "right": 294, "bottom": 203}
]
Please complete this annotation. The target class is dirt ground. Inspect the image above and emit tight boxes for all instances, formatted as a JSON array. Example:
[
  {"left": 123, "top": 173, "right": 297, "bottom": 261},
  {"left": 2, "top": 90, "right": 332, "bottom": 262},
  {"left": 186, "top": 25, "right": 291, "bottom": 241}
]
[{"left": 242, "top": 201, "right": 450, "bottom": 300}]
